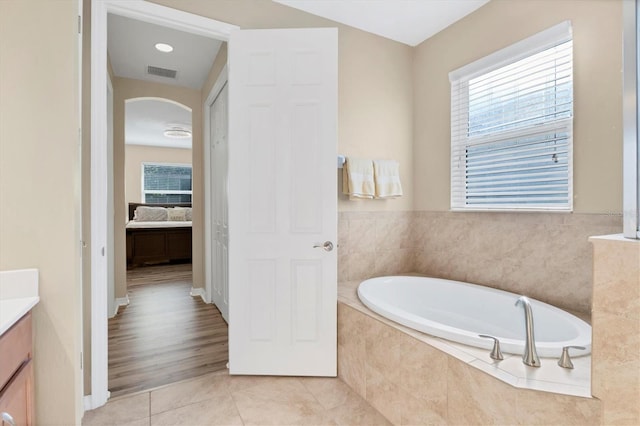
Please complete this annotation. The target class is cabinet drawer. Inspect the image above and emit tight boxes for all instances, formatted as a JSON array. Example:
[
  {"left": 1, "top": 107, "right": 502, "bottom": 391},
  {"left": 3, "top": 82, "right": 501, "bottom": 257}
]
[
  {"left": 0, "top": 313, "right": 32, "bottom": 391},
  {"left": 0, "top": 360, "right": 33, "bottom": 426}
]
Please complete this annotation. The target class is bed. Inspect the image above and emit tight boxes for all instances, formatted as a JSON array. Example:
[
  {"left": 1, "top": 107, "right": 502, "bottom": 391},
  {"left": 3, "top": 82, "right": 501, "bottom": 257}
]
[{"left": 126, "top": 202, "right": 192, "bottom": 267}]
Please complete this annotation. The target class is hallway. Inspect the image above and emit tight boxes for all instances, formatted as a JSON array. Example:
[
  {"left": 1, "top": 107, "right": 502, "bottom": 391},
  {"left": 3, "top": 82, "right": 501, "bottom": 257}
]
[{"left": 108, "top": 263, "right": 228, "bottom": 397}]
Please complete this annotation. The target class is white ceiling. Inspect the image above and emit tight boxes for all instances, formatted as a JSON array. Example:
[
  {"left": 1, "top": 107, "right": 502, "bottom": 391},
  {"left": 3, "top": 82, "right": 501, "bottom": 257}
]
[
  {"left": 107, "top": 13, "right": 222, "bottom": 90},
  {"left": 125, "top": 99, "right": 192, "bottom": 149},
  {"left": 273, "top": 0, "right": 490, "bottom": 46},
  {"left": 112, "top": 1, "right": 488, "bottom": 148}
]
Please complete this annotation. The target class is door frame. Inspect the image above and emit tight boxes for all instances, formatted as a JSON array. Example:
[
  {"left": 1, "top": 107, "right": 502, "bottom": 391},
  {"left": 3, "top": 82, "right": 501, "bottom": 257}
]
[
  {"left": 204, "top": 65, "right": 229, "bottom": 305},
  {"left": 88, "top": 0, "right": 237, "bottom": 410}
]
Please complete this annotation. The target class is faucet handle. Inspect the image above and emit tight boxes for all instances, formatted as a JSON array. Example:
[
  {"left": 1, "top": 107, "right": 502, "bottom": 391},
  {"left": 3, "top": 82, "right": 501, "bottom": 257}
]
[
  {"left": 558, "top": 345, "right": 586, "bottom": 369},
  {"left": 479, "top": 334, "right": 504, "bottom": 361}
]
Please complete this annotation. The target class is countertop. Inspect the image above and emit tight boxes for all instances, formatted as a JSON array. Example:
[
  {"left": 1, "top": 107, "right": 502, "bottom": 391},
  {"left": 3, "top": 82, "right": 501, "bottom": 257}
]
[{"left": 0, "top": 269, "right": 39, "bottom": 336}]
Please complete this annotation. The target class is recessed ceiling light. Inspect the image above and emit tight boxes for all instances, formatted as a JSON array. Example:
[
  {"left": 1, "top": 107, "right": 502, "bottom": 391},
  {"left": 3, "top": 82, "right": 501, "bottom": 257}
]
[{"left": 155, "top": 43, "right": 173, "bottom": 53}]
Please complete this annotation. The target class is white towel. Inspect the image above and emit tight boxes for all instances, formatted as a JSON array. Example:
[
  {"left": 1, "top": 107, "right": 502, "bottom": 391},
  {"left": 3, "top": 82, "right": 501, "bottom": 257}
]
[
  {"left": 342, "top": 158, "right": 375, "bottom": 199},
  {"left": 373, "top": 160, "right": 403, "bottom": 198}
]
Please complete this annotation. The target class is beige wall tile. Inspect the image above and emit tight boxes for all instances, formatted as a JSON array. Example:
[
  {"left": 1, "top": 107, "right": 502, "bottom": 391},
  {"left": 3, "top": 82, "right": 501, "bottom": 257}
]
[
  {"left": 515, "top": 389, "right": 602, "bottom": 425},
  {"left": 375, "top": 214, "right": 412, "bottom": 250},
  {"left": 591, "top": 310, "right": 640, "bottom": 425},
  {"left": 344, "top": 252, "right": 378, "bottom": 282},
  {"left": 366, "top": 366, "right": 404, "bottom": 425},
  {"left": 338, "top": 304, "right": 367, "bottom": 398},
  {"left": 414, "top": 212, "right": 620, "bottom": 313},
  {"left": 592, "top": 310, "right": 640, "bottom": 367},
  {"left": 366, "top": 318, "right": 403, "bottom": 384},
  {"left": 399, "top": 390, "right": 447, "bottom": 426},
  {"left": 398, "top": 333, "right": 448, "bottom": 408},
  {"left": 592, "top": 239, "right": 640, "bottom": 319},
  {"left": 447, "top": 360, "right": 516, "bottom": 425},
  {"left": 349, "top": 217, "right": 379, "bottom": 254},
  {"left": 375, "top": 248, "right": 415, "bottom": 277}
]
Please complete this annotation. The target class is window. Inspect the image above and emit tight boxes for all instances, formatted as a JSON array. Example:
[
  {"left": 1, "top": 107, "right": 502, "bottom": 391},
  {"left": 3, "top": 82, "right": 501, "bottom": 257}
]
[
  {"left": 450, "top": 22, "right": 573, "bottom": 211},
  {"left": 142, "top": 163, "right": 192, "bottom": 204}
]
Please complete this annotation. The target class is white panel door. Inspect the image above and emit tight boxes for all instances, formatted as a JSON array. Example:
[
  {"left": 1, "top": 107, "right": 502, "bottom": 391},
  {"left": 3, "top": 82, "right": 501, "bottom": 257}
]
[
  {"left": 210, "top": 83, "right": 229, "bottom": 322},
  {"left": 228, "top": 28, "right": 338, "bottom": 376}
]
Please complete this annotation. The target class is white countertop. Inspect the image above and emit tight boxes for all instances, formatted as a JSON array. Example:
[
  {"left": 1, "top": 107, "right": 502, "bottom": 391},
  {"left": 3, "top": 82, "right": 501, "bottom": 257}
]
[{"left": 0, "top": 269, "right": 39, "bottom": 336}]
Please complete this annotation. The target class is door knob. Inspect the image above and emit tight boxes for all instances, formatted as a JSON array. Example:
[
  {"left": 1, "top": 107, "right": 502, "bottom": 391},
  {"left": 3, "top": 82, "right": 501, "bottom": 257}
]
[{"left": 313, "top": 241, "right": 334, "bottom": 252}]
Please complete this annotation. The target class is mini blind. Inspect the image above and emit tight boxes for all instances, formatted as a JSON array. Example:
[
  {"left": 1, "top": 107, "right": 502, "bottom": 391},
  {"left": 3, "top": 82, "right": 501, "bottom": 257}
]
[{"left": 450, "top": 22, "right": 573, "bottom": 211}]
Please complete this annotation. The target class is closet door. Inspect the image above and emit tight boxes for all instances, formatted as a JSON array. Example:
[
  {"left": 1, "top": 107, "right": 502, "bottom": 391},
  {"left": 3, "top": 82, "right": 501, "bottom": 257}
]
[
  {"left": 228, "top": 28, "right": 338, "bottom": 376},
  {"left": 210, "top": 83, "right": 229, "bottom": 322}
]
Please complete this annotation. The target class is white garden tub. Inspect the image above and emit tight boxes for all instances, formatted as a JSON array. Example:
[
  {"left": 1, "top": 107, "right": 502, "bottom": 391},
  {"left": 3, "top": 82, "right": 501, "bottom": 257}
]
[{"left": 357, "top": 276, "right": 591, "bottom": 358}]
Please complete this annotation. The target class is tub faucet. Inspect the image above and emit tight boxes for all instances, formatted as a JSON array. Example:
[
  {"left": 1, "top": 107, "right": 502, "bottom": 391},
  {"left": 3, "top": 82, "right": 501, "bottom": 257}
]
[{"left": 515, "top": 296, "right": 541, "bottom": 367}]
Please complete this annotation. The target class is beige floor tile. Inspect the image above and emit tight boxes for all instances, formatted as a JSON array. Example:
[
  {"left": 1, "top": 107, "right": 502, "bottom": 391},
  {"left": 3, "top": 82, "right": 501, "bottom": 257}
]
[
  {"left": 231, "top": 377, "right": 326, "bottom": 425},
  {"left": 324, "top": 394, "right": 391, "bottom": 426},
  {"left": 83, "top": 393, "right": 149, "bottom": 425},
  {"left": 225, "top": 373, "right": 294, "bottom": 394},
  {"left": 150, "top": 372, "right": 230, "bottom": 415},
  {"left": 300, "top": 377, "right": 356, "bottom": 410},
  {"left": 150, "top": 395, "right": 243, "bottom": 426},
  {"left": 122, "top": 419, "right": 150, "bottom": 426}
]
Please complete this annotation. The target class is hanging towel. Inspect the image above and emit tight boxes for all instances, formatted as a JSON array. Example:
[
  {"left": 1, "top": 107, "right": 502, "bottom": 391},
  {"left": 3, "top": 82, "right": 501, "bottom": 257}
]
[
  {"left": 342, "top": 158, "right": 375, "bottom": 199},
  {"left": 373, "top": 160, "right": 403, "bottom": 198}
]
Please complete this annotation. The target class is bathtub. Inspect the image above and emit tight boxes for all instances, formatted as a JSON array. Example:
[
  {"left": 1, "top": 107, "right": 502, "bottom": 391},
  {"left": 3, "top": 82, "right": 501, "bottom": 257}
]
[{"left": 357, "top": 276, "right": 591, "bottom": 358}]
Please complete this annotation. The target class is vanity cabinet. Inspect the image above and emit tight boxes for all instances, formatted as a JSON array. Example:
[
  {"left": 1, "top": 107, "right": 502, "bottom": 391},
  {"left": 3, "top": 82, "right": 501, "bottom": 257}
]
[{"left": 0, "top": 312, "right": 34, "bottom": 426}]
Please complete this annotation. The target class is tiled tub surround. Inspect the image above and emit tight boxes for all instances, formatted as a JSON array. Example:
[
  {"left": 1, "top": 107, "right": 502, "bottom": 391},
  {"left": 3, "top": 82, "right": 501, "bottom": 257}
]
[
  {"left": 338, "top": 298, "right": 599, "bottom": 424},
  {"left": 339, "top": 211, "right": 622, "bottom": 314},
  {"left": 590, "top": 235, "right": 640, "bottom": 425},
  {"left": 338, "top": 281, "right": 598, "bottom": 426},
  {"left": 337, "top": 234, "right": 640, "bottom": 425}
]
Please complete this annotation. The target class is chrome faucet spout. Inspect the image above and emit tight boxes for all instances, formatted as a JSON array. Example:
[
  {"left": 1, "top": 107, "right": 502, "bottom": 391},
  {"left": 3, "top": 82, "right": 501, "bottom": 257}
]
[{"left": 515, "top": 296, "right": 541, "bottom": 367}]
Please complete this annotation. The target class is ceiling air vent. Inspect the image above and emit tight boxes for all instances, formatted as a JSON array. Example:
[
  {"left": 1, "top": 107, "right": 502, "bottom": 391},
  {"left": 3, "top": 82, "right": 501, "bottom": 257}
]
[{"left": 147, "top": 65, "right": 177, "bottom": 79}]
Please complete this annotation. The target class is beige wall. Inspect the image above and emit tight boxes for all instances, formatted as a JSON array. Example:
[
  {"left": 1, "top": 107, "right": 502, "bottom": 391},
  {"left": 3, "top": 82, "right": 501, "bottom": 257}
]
[
  {"left": 81, "top": 0, "right": 93, "bottom": 396},
  {"left": 202, "top": 42, "right": 227, "bottom": 98},
  {"left": 113, "top": 78, "right": 203, "bottom": 299},
  {"left": 413, "top": 0, "right": 623, "bottom": 213},
  {"left": 124, "top": 145, "right": 192, "bottom": 205},
  {"left": 0, "top": 1, "right": 82, "bottom": 424},
  {"left": 152, "top": 0, "right": 415, "bottom": 212}
]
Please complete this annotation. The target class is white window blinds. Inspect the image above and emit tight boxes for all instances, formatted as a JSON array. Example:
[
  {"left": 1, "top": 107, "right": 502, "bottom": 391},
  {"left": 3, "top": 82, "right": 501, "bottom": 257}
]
[{"left": 450, "top": 21, "right": 573, "bottom": 211}]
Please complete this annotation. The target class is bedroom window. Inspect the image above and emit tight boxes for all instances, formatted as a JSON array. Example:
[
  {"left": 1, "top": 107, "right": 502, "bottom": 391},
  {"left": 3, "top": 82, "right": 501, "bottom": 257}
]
[
  {"left": 142, "top": 163, "right": 192, "bottom": 204},
  {"left": 449, "top": 21, "right": 573, "bottom": 211}
]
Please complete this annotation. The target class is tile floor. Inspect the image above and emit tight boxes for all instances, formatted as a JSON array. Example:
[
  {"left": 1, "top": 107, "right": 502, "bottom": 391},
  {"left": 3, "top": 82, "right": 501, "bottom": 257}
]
[{"left": 83, "top": 370, "right": 391, "bottom": 426}]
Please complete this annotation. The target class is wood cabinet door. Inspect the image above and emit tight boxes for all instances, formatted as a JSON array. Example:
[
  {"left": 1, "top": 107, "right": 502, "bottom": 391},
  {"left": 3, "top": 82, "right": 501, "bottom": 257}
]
[{"left": 0, "top": 361, "right": 33, "bottom": 426}]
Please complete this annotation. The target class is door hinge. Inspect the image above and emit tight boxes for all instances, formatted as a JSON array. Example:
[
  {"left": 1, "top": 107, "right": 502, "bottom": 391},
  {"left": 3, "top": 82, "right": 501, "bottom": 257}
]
[
  {"left": 78, "top": 15, "right": 82, "bottom": 34},
  {"left": 80, "top": 352, "right": 83, "bottom": 370}
]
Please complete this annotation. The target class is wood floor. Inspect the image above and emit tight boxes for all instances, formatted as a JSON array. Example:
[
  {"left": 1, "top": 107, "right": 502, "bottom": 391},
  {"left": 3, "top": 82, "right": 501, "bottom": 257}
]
[{"left": 108, "top": 263, "right": 228, "bottom": 397}]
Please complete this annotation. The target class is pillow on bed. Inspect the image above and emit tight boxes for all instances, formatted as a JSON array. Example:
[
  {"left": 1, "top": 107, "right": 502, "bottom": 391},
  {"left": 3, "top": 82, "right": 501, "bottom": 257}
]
[
  {"left": 134, "top": 206, "right": 168, "bottom": 221},
  {"left": 174, "top": 206, "right": 192, "bottom": 221},
  {"left": 167, "top": 208, "right": 187, "bottom": 221}
]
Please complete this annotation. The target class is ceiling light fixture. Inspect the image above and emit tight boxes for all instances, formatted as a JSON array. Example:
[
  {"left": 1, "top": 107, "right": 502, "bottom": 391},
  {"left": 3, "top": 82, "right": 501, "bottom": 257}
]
[
  {"left": 163, "top": 126, "right": 191, "bottom": 139},
  {"left": 155, "top": 42, "right": 174, "bottom": 53}
]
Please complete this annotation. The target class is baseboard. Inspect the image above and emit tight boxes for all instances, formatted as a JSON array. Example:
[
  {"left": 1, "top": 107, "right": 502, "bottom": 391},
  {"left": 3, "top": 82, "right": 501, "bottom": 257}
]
[
  {"left": 112, "top": 295, "right": 130, "bottom": 317},
  {"left": 83, "top": 390, "right": 111, "bottom": 412},
  {"left": 190, "top": 287, "right": 207, "bottom": 303}
]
